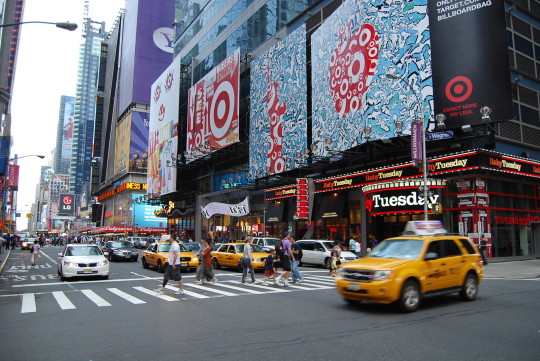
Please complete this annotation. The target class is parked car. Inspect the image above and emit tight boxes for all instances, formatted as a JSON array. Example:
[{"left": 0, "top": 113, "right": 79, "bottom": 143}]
[
  {"left": 102, "top": 241, "right": 139, "bottom": 262},
  {"left": 210, "top": 243, "right": 268, "bottom": 271},
  {"left": 57, "top": 244, "right": 109, "bottom": 281},
  {"left": 335, "top": 221, "right": 484, "bottom": 312},
  {"left": 141, "top": 242, "right": 199, "bottom": 272},
  {"left": 296, "top": 240, "right": 357, "bottom": 268},
  {"left": 251, "top": 237, "right": 280, "bottom": 252}
]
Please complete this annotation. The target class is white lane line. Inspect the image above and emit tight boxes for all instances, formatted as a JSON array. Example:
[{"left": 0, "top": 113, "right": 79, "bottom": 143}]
[
  {"left": 52, "top": 291, "right": 76, "bottom": 310},
  {"left": 108, "top": 288, "right": 146, "bottom": 304},
  {"left": 210, "top": 282, "right": 265, "bottom": 294},
  {"left": 187, "top": 283, "right": 237, "bottom": 296},
  {"left": 13, "top": 277, "right": 162, "bottom": 288},
  {"left": 224, "top": 281, "right": 290, "bottom": 293},
  {"left": 81, "top": 289, "right": 112, "bottom": 307},
  {"left": 164, "top": 285, "right": 210, "bottom": 299},
  {"left": 133, "top": 286, "right": 179, "bottom": 301},
  {"left": 21, "top": 293, "right": 36, "bottom": 313},
  {"left": 301, "top": 278, "right": 336, "bottom": 286},
  {"left": 286, "top": 283, "right": 329, "bottom": 290},
  {"left": 39, "top": 250, "right": 57, "bottom": 264}
]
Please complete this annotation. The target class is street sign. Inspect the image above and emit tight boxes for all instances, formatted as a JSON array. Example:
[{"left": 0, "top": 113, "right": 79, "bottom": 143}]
[{"left": 426, "top": 131, "right": 454, "bottom": 141}]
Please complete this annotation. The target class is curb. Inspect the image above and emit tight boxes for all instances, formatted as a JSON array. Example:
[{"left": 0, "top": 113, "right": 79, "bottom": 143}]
[{"left": 0, "top": 248, "right": 11, "bottom": 273}]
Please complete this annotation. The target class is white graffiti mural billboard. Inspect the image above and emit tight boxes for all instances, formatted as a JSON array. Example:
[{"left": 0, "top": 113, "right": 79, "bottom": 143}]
[{"left": 311, "top": 0, "right": 433, "bottom": 157}]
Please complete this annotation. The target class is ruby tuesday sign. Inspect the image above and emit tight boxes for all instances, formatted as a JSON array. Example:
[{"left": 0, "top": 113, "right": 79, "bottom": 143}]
[{"left": 364, "top": 186, "right": 445, "bottom": 216}]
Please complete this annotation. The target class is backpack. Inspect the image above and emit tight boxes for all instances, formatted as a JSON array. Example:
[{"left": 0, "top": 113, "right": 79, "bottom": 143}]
[{"left": 275, "top": 240, "right": 284, "bottom": 258}]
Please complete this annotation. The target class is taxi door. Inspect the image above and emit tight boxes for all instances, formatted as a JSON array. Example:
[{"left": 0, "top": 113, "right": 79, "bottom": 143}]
[
  {"left": 146, "top": 244, "right": 158, "bottom": 267},
  {"left": 225, "top": 245, "right": 238, "bottom": 267},
  {"left": 421, "top": 240, "right": 452, "bottom": 292},
  {"left": 440, "top": 239, "right": 465, "bottom": 288}
]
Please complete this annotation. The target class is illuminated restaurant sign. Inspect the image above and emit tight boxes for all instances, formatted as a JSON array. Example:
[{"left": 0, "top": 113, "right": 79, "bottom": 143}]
[
  {"left": 98, "top": 183, "right": 148, "bottom": 201},
  {"left": 265, "top": 186, "right": 297, "bottom": 200}
]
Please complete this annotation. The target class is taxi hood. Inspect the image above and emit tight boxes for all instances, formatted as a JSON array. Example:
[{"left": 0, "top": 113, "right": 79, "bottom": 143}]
[{"left": 343, "top": 257, "right": 416, "bottom": 270}]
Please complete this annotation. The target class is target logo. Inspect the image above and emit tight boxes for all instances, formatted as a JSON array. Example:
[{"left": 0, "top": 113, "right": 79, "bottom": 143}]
[
  {"left": 210, "top": 80, "right": 235, "bottom": 140},
  {"left": 445, "top": 76, "right": 473, "bottom": 103}
]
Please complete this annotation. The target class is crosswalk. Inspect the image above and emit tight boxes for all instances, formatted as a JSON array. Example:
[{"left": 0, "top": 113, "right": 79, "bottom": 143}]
[{"left": 5, "top": 275, "right": 336, "bottom": 314}]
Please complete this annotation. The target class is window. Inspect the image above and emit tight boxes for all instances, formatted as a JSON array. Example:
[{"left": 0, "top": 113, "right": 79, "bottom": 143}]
[
  {"left": 298, "top": 241, "right": 314, "bottom": 251},
  {"left": 442, "top": 239, "right": 462, "bottom": 257},
  {"left": 457, "top": 238, "right": 476, "bottom": 254}
]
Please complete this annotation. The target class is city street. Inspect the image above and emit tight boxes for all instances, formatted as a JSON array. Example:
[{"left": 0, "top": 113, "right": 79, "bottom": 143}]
[{"left": 0, "top": 246, "right": 539, "bottom": 361}]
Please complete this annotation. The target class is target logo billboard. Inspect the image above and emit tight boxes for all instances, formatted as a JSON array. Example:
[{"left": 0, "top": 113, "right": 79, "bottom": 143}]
[
  {"left": 186, "top": 49, "right": 240, "bottom": 163},
  {"left": 59, "top": 193, "right": 75, "bottom": 216}
]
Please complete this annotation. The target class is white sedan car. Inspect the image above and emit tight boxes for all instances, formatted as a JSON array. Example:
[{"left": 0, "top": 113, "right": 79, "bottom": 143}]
[
  {"left": 296, "top": 240, "right": 357, "bottom": 268},
  {"left": 57, "top": 244, "right": 109, "bottom": 281}
]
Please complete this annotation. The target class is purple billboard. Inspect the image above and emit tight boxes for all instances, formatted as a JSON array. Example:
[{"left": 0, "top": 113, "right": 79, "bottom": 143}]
[
  {"left": 118, "top": 0, "right": 175, "bottom": 114},
  {"left": 129, "top": 111, "right": 150, "bottom": 172}
]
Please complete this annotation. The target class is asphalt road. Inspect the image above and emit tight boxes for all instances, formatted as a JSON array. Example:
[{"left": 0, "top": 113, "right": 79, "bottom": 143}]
[{"left": 1, "top": 246, "right": 539, "bottom": 361}]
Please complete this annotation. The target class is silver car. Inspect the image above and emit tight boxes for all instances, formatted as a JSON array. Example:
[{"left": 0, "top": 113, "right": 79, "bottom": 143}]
[{"left": 296, "top": 240, "right": 357, "bottom": 268}]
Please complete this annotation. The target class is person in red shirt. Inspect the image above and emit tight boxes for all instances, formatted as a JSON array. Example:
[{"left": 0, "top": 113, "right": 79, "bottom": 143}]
[{"left": 195, "top": 238, "right": 217, "bottom": 285}]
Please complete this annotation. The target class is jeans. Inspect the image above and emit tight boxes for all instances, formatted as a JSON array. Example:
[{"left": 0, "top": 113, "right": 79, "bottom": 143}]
[{"left": 291, "top": 260, "right": 303, "bottom": 282}]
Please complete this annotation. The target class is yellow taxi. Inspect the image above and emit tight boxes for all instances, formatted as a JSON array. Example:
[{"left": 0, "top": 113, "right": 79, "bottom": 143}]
[
  {"left": 211, "top": 243, "right": 269, "bottom": 271},
  {"left": 336, "top": 221, "right": 484, "bottom": 312},
  {"left": 141, "top": 241, "right": 199, "bottom": 272},
  {"left": 21, "top": 238, "right": 37, "bottom": 250}
]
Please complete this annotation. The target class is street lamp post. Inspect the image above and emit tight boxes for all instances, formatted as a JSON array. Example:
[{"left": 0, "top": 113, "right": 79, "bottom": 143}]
[
  {"left": 0, "top": 21, "right": 77, "bottom": 31},
  {"left": 386, "top": 73, "right": 429, "bottom": 220}
]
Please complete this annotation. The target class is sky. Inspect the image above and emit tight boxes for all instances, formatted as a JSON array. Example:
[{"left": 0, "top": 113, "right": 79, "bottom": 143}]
[{"left": 10, "top": 0, "right": 126, "bottom": 230}]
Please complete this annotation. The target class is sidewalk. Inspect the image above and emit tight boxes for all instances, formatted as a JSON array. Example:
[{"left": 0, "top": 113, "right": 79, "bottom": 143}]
[
  {"left": 483, "top": 259, "right": 540, "bottom": 279},
  {"left": 0, "top": 248, "right": 12, "bottom": 273}
]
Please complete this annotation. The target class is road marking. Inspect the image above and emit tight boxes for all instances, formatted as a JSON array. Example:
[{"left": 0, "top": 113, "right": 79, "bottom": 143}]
[
  {"left": 13, "top": 277, "right": 163, "bottom": 288},
  {"left": 52, "top": 291, "right": 76, "bottom": 310},
  {"left": 164, "top": 285, "right": 210, "bottom": 299},
  {"left": 81, "top": 289, "right": 111, "bottom": 307},
  {"left": 187, "top": 283, "right": 237, "bottom": 296},
  {"left": 21, "top": 293, "right": 36, "bottom": 313},
  {"left": 223, "top": 281, "right": 290, "bottom": 293},
  {"left": 107, "top": 288, "right": 146, "bottom": 304},
  {"left": 133, "top": 286, "right": 179, "bottom": 301},
  {"left": 210, "top": 282, "right": 264, "bottom": 294}
]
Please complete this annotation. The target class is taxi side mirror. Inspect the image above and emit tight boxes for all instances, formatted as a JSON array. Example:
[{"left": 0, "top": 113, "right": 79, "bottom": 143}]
[{"left": 424, "top": 252, "right": 438, "bottom": 261}]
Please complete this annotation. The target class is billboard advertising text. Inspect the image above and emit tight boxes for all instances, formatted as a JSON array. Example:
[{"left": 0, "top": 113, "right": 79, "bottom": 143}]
[
  {"left": 186, "top": 48, "right": 240, "bottom": 162},
  {"left": 311, "top": 0, "right": 433, "bottom": 157},
  {"left": 249, "top": 26, "right": 308, "bottom": 179},
  {"left": 131, "top": 194, "right": 166, "bottom": 229},
  {"left": 428, "top": 0, "right": 512, "bottom": 127},
  {"left": 148, "top": 55, "right": 180, "bottom": 196},
  {"left": 129, "top": 111, "right": 150, "bottom": 172},
  {"left": 58, "top": 194, "right": 75, "bottom": 216},
  {"left": 61, "top": 96, "right": 75, "bottom": 163},
  {"left": 114, "top": 114, "right": 132, "bottom": 175}
]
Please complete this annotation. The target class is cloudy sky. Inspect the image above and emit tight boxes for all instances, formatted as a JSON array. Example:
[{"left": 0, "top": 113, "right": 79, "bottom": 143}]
[{"left": 10, "top": 0, "right": 125, "bottom": 230}]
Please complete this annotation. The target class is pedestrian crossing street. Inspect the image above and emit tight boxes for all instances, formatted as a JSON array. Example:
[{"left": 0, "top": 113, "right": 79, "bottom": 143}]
[{"left": 8, "top": 275, "right": 337, "bottom": 314}]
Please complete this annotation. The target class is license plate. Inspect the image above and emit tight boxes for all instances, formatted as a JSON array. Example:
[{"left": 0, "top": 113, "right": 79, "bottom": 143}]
[
  {"left": 124, "top": 254, "right": 130, "bottom": 258},
  {"left": 83, "top": 269, "right": 93, "bottom": 274},
  {"left": 180, "top": 262, "right": 188, "bottom": 267},
  {"left": 346, "top": 283, "right": 361, "bottom": 291}
]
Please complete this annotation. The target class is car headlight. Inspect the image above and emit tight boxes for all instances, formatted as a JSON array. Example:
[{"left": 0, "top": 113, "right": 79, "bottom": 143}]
[
  {"left": 99, "top": 260, "right": 108, "bottom": 266},
  {"left": 253, "top": 258, "right": 261, "bottom": 262},
  {"left": 372, "top": 270, "right": 393, "bottom": 281},
  {"left": 64, "top": 261, "right": 77, "bottom": 267},
  {"left": 191, "top": 257, "right": 198, "bottom": 262}
]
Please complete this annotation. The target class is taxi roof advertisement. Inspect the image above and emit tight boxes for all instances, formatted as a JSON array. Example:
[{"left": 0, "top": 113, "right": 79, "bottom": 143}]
[{"left": 427, "top": 0, "right": 513, "bottom": 127}]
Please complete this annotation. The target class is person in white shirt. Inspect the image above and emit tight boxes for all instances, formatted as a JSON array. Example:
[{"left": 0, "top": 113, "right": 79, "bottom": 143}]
[
  {"left": 31, "top": 241, "right": 41, "bottom": 266},
  {"left": 156, "top": 235, "right": 184, "bottom": 295},
  {"left": 354, "top": 239, "right": 361, "bottom": 259}
]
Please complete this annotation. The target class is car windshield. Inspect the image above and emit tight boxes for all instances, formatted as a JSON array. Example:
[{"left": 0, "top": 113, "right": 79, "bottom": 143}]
[
  {"left": 236, "top": 244, "right": 265, "bottom": 253},
  {"left": 369, "top": 239, "right": 424, "bottom": 259},
  {"left": 262, "top": 238, "right": 279, "bottom": 246},
  {"left": 158, "top": 244, "right": 171, "bottom": 252},
  {"left": 183, "top": 243, "right": 199, "bottom": 250},
  {"left": 110, "top": 241, "right": 132, "bottom": 248},
  {"left": 321, "top": 241, "right": 335, "bottom": 250},
  {"left": 65, "top": 246, "right": 102, "bottom": 257}
]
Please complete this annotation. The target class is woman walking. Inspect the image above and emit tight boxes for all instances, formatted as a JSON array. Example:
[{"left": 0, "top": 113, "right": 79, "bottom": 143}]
[
  {"left": 195, "top": 238, "right": 217, "bottom": 285},
  {"left": 241, "top": 237, "right": 259, "bottom": 284}
]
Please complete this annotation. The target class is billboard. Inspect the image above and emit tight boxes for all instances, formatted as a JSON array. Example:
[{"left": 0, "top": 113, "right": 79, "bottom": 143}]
[
  {"left": 428, "top": 0, "right": 513, "bottom": 127},
  {"left": 7, "top": 164, "right": 19, "bottom": 189},
  {"left": 249, "top": 25, "right": 308, "bottom": 178},
  {"left": 131, "top": 194, "right": 166, "bottom": 229},
  {"left": 186, "top": 48, "right": 240, "bottom": 162},
  {"left": 129, "top": 111, "right": 150, "bottom": 172},
  {"left": 61, "top": 96, "right": 75, "bottom": 165},
  {"left": 114, "top": 114, "right": 132, "bottom": 175},
  {"left": 148, "top": 55, "right": 181, "bottom": 196},
  {"left": 118, "top": 0, "right": 175, "bottom": 113},
  {"left": 311, "top": 0, "right": 433, "bottom": 157},
  {"left": 41, "top": 167, "right": 54, "bottom": 182},
  {"left": 58, "top": 193, "right": 75, "bottom": 216}
]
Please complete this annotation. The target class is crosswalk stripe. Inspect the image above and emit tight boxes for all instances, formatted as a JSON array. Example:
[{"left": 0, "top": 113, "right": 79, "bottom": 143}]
[
  {"left": 164, "top": 285, "right": 210, "bottom": 299},
  {"left": 107, "top": 288, "right": 146, "bottom": 304},
  {"left": 21, "top": 293, "right": 36, "bottom": 313},
  {"left": 224, "top": 281, "right": 290, "bottom": 293},
  {"left": 302, "top": 277, "right": 336, "bottom": 285},
  {"left": 188, "top": 283, "right": 237, "bottom": 296},
  {"left": 52, "top": 291, "right": 76, "bottom": 310},
  {"left": 133, "top": 286, "right": 179, "bottom": 301},
  {"left": 81, "top": 289, "right": 112, "bottom": 307},
  {"left": 210, "top": 282, "right": 264, "bottom": 294}
]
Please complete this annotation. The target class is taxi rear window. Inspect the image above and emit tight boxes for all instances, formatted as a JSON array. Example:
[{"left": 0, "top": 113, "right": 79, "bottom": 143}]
[{"left": 457, "top": 238, "right": 476, "bottom": 254}]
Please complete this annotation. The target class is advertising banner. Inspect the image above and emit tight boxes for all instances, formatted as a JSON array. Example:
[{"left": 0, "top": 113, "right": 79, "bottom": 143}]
[
  {"left": 61, "top": 96, "right": 75, "bottom": 166},
  {"left": 7, "top": 164, "right": 19, "bottom": 188},
  {"left": 129, "top": 111, "right": 150, "bottom": 172},
  {"left": 249, "top": 25, "right": 308, "bottom": 178},
  {"left": 41, "top": 167, "right": 54, "bottom": 182},
  {"left": 186, "top": 48, "right": 240, "bottom": 162},
  {"left": 311, "top": 0, "right": 433, "bottom": 157},
  {"left": 58, "top": 193, "right": 75, "bottom": 216},
  {"left": 410, "top": 120, "right": 423, "bottom": 165},
  {"left": 148, "top": 55, "right": 181, "bottom": 196},
  {"left": 114, "top": 114, "right": 132, "bottom": 175},
  {"left": 428, "top": 0, "right": 512, "bottom": 127},
  {"left": 201, "top": 197, "right": 249, "bottom": 219},
  {"left": 131, "top": 194, "right": 166, "bottom": 229}
]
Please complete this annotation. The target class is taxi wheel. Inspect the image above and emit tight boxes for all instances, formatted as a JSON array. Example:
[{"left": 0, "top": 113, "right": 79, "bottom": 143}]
[
  {"left": 460, "top": 273, "right": 478, "bottom": 301},
  {"left": 344, "top": 298, "right": 360, "bottom": 306},
  {"left": 324, "top": 258, "right": 331, "bottom": 269},
  {"left": 397, "top": 279, "right": 421, "bottom": 312},
  {"left": 157, "top": 261, "right": 165, "bottom": 273},
  {"left": 142, "top": 257, "right": 149, "bottom": 269},
  {"left": 212, "top": 258, "right": 221, "bottom": 270}
]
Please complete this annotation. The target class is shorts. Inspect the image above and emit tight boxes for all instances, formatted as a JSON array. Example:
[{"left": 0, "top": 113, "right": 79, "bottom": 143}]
[
  {"left": 264, "top": 269, "right": 275, "bottom": 277},
  {"left": 164, "top": 264, "right": 182, "bottom": 281},
  {"left": 281, "top": 255, "right": 291, "bottom": 271},
  {"left": 331, "top": 263, "right": 338, "bottom": 270}
]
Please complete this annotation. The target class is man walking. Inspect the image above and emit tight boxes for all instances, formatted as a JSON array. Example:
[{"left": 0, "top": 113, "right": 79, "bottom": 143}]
[
  {"left": 290, "top": 235, "right": 304, "bottom": 284},
  {"left": 479, "top": 235, "right": 488, "bottom": 265},
  {"left": 276, "top": 233, "right": 294, "bottom": 286},
  {"left": 156, "top": 235, "right": 184, "bottom": 295}
]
